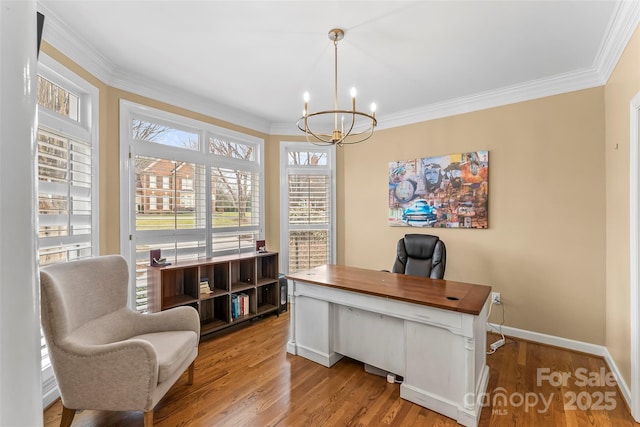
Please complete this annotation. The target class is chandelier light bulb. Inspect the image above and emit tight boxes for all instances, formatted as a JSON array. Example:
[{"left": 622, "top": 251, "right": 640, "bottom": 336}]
[
  {"left": 350, "top": 87, "right": 357, "bottom": 98},
  {"left": 371, "top": 102, "right": 377, "bottom": 113},
  {"left": 303, "top": 92, "right": 309, "bottom": 117}
]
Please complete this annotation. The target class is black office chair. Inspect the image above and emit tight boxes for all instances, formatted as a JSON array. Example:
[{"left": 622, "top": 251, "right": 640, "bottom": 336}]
[{"left": 392, "top": 234, "right": 446, "bottom": 279}]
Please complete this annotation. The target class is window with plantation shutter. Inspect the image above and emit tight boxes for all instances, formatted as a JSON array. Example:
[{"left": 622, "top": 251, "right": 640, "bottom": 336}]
[
  {"left": 121, "top": 102, "right": 264, "bottom": 312},
  {"left": 280, "top": 143, "right": 335, "bottom": 274},
  {"left": 37, "top": 54, "right": 99, "bottom": 408},
  {"left": 37, "top": 129, "right": 93, "bottom": 265}
]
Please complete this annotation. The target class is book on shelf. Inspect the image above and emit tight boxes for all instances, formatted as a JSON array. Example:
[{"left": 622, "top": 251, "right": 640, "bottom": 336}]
[
  {"left": 199, "top": 278, "right": 212, "bottom": 294},
  {"left": 240, "top": 293, "right": 249, "bottom": 316},
  {"left": 231, "top": 294, "right": 239, "bottom": 319}
]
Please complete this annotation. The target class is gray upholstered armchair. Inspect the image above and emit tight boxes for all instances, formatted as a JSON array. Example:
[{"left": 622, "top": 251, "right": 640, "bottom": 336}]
[
  {"left": 40, "top": 255, "right": 200, "bottom": 427},
  {"left": 392, "top": 233, "right": 446, "bottom": 279}
]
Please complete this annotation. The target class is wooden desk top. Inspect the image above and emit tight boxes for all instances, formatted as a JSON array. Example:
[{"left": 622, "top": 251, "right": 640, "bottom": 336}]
[{"left": 286, "top": 264, "right": 491, "bottom": 315}]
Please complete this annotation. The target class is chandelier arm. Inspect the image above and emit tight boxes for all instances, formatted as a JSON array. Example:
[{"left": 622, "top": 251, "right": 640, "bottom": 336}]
[
  {"left": 298, "top": 115, "right": 338, "bottom": 144},
  {"left": 343, "top": 111, "right": 357, "bottom": 139}
]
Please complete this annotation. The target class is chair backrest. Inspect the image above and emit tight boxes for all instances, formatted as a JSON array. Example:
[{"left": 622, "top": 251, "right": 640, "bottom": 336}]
[
  {"left": 391, "top": 234, "right": 446, "bottom": 279},
  {"left": 40, "top": 255, "right": 130, "bottom": 341}
]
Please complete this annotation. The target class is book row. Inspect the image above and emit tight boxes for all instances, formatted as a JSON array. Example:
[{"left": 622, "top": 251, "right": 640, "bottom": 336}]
[{"left": 231, "top": 293, "right": 249, "bottom": 319}]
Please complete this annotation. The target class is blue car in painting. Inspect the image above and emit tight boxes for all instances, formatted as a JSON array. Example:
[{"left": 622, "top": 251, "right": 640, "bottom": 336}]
[{"left": 402, "top": 199, "right": 437, "bottom": 226}]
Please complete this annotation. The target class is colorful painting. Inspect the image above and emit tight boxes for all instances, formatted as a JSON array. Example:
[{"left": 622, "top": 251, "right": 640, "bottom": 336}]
[{"left": 389, "top": 151, "right": 488, "bottom": 228}]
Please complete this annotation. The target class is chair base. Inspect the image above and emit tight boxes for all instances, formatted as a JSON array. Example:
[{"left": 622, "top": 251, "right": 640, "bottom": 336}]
[{"left": 188, "top": 361, "right": 194, "bottom": 385}]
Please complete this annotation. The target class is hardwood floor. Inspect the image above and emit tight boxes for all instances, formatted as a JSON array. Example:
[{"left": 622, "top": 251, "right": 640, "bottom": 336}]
[{"left": 44, "top": 310, "right": 639, "bottom": 426}]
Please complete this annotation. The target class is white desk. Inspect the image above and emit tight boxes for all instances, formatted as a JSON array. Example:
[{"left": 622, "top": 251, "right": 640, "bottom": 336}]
[{"left": 286, "top": 264, "right": 491, "bottom": 427}]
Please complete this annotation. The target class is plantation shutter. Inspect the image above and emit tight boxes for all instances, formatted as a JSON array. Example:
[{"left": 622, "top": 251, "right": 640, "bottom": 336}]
[
  {"left": 37, "top": 129, "right": 93, "bottom": 265},
  {"left": 287, "top": 174, "right": 331, "bottom": 273}
]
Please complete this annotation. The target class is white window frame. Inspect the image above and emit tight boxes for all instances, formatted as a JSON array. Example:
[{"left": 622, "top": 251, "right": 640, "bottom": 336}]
[
  {"left": 120, "top": 100, "right": 265, "bottom": 308},
  {"left": 37, "top": 52, "right": 99, "bottom": 408},
  {"left": 279, "top": 141, "right": 336, "bottom": 274}
]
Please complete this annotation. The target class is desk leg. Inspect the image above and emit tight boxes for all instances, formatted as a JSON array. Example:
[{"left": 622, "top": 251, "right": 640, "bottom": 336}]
[
  {"left": 286, "top": 281, "right": 297, "bottom": 355},
  {"left": 464, "top": 337, "right": 476, "bottom": 411}
]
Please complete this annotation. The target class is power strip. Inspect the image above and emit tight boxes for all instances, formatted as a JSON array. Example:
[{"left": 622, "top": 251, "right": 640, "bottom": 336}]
[{"left": 490, "top": 338, "right": 505, "bottom": 352}]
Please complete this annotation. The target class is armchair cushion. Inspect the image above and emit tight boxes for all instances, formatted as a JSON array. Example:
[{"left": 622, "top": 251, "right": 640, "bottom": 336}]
[{"left": 130, "top": 331, "right": 198, "bottom": 383}]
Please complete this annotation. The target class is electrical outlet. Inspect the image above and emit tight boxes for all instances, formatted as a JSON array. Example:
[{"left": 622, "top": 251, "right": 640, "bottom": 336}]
[{"left": 491, "top": 292, "right": 501, "bottom": 305}]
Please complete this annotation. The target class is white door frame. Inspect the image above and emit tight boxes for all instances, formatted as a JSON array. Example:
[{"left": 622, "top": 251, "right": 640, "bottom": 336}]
[{"left": 629, "top": 91, "right": 640, "bottom": 421}]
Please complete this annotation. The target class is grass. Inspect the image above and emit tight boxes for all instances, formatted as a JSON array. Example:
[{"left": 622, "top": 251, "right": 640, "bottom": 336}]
[{"left": 136, "top": 212, "right": 253, "bottom": 229}]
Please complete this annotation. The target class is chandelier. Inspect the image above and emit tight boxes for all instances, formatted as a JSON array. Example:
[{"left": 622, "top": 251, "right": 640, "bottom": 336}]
[{"left": 297, "top": 28, "right": 377, "bottom": 146}]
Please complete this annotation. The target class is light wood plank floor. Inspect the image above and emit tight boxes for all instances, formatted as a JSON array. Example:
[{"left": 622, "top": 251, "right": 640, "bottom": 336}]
[{"left": 44, "top": 310, "right": 639, "bottom": 426}]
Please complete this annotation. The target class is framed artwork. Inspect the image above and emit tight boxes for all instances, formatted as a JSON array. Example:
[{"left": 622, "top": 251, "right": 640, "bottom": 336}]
[{"left": 389, "top": 150, "right": 488, "bottom": 228}]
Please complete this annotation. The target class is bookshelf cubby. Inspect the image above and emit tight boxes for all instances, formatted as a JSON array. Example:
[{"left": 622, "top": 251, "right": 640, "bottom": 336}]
[{"left": 147, "top": 252, "right": 279, "bottom": 337}]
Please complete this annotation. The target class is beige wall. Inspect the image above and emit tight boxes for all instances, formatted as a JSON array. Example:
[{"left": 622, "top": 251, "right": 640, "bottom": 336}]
[
  {"left": 341, "top": 89, "right": 606, "bottom": 345},
  {"left": 605, "top": 25, "right": 640, "bottom": 386}
]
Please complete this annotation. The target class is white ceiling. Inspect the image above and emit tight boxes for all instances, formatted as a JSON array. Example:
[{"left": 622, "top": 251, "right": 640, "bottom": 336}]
[{"left": 38, "top": 1, "right": 639, "bottom": 135}]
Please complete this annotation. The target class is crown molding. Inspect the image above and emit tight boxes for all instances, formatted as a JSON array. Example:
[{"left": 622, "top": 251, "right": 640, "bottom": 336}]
[
  {"left": 376, "top": 67, "right": 605, "bottom": 131},
  {"left": 37, "top": 3, "right": 116, "bottom": 85},
  {"left": 108, "top": 69, "right": 271, "bottom": 135},
  {"left": 593, "top": 0, "right": 640, "bottom": 83}
]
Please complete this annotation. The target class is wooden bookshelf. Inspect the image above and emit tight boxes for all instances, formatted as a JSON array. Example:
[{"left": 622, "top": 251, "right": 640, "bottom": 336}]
[{"left": 147, "top": 252, "right": 280, "bottom": 337}]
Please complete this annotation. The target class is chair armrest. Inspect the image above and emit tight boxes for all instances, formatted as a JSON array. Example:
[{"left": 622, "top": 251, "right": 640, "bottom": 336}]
[
  {"left": 125, "top": 305, "right": 200, "bottom": 336},
  {"left": 53, "top": 339, "right": 159, "bottom": 411}
]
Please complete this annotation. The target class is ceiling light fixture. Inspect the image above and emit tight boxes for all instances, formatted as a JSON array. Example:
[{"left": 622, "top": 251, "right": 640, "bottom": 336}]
[{"left": 297, "top": 28, "right": 377, "bottom": 146}]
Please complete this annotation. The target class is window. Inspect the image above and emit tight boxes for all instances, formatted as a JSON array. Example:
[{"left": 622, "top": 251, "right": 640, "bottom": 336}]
[
  {"left": 182, "top": 178, "right": 193, "bottom": 190},
  {"left": 37, "top": 75, "right": 80, "bottom": 122},
  {"left": 121, "top": 101, "right": 264, "bottom": 312},
  {"left": 37, "top": 53, "right": 99, "bottom": 407},
  {"left": 280, "top": 142, "right": 335, "bottom": 273}
]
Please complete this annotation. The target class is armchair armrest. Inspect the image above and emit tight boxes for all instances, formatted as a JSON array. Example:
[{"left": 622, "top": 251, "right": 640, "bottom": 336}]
[{"left": 125, "top": 305, "right": 201, "bottom": 337}]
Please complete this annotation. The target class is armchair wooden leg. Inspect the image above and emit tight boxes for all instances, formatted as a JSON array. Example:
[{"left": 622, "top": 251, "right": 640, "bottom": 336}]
[
  {"left": 59, "top": 405, "right": 76, "bottom": 427},
  {"left": 187, "top": 361, "right": 195, "bottom": 385},
  {"left": 144, "top": 410, "right": 154, "bottom": 427}
]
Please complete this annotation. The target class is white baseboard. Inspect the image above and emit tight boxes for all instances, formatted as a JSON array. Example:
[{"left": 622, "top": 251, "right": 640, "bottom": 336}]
[
  {"left": 488, "top": 323, "right": 631, "bottom": 411},
  {"left": 42, "top": 376, "right": 59, "bottom": 409},
  {"left": 603, "top": 347, "right": 632, "bottom": 410}
]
